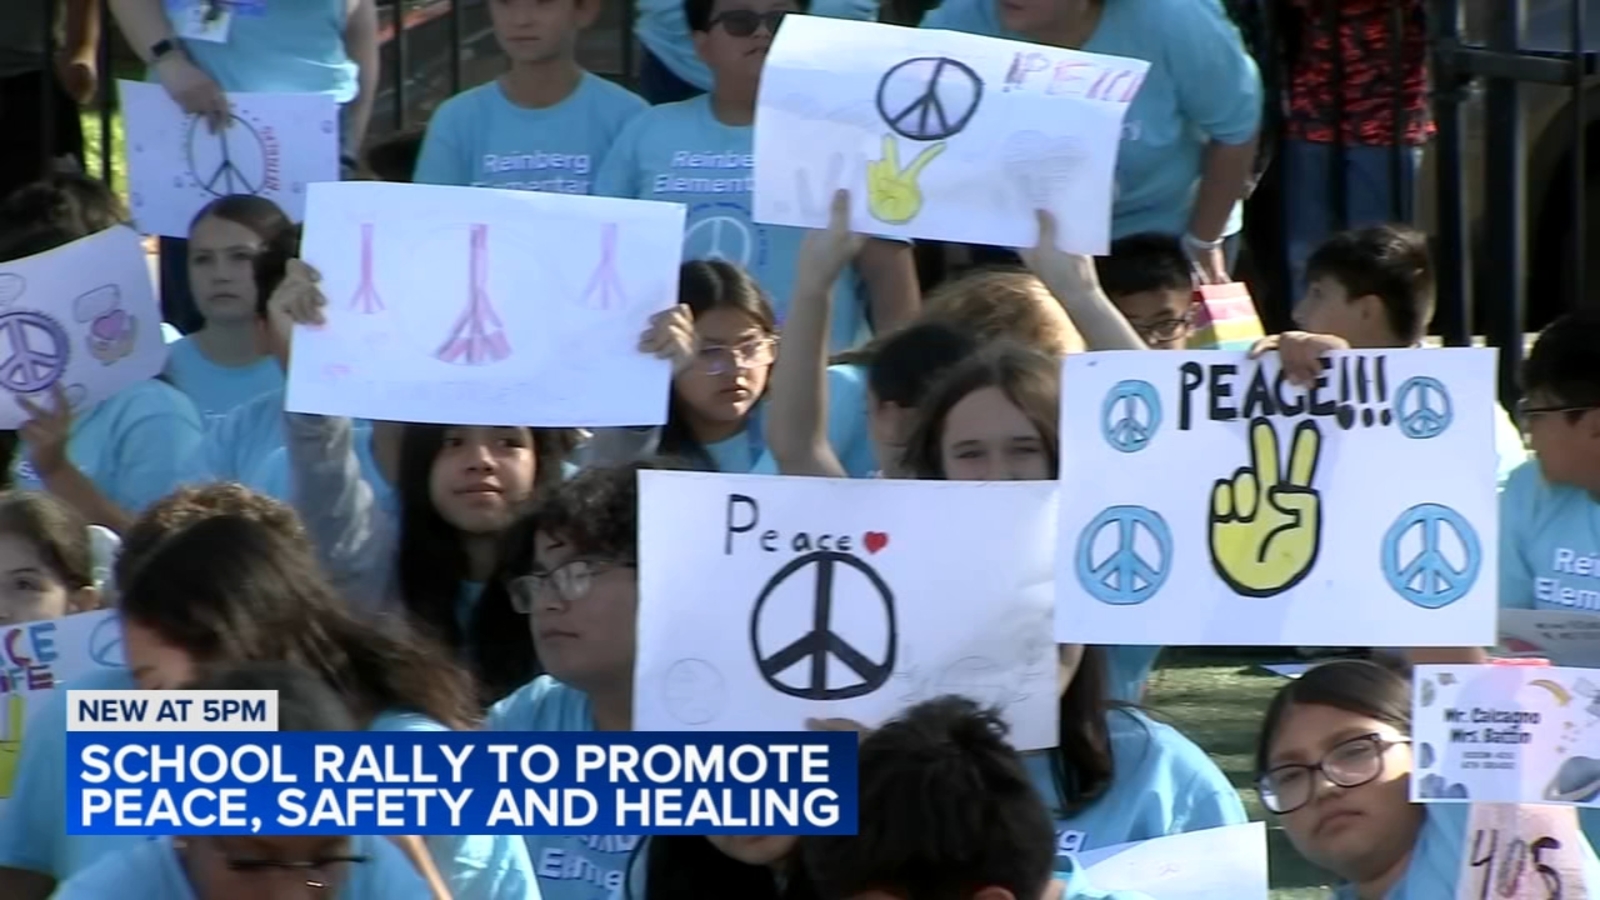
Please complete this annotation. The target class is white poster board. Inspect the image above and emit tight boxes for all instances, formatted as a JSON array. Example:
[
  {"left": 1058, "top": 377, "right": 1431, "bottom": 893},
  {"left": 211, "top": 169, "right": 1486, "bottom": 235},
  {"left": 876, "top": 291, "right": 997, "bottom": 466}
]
[
  {"left": 635, "top": 472, "right": 1061, "bottom": 750},
  {"left": 0, "top": 610, "right": 125, "bottom": 813},
  {"left": 1455, "top": 804, "right": 1592, "bottom": 899},
  {"left": 1500, "top": 609, "right": 1600, "bottom": 669},
  {"left": 121, "top": 81, "right": 340, "bottom": 238},
  {"left": 1413, "top": 664, "right": 1600, "bottom": 807},
  {"left": 1078, "top": 823, "right": 1269, "bottom": 900},
  {"left": 752, "top": 17, "right": 1145, "bottom": 253},
  {"left": 1056, "top": 349, "right": 1499, "bottom": 648},
  {"left": 287, "top": 182, "right": 685, "bottom": 427},
  {"left": 0, "top": 226, "right": 167, "bottom": 427}
]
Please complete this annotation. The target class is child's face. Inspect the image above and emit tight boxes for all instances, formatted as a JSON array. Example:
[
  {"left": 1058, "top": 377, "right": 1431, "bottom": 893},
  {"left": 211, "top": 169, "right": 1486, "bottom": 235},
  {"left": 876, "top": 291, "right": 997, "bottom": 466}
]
[
  {"left": 489, "top": 0, "right": 593, "bottom": 64},
  {"left": 429, "top": 426, "right": 538, "bottom": 535},
  {"left": 1520, "top": 391, "right": 1600, "bottom": 487},
  {"left": 188, "top": 216, "right": 264, "bottom": 325},
  {"left": 671, "top": 308, "right": 773, "bottom": 430},
  {"left": 1112, "top": 288, "right": 1193, "bottom": 350},
  {"left": 0, "top": 534, "right": 91, "bottom": 625},
  {"left": 525, "top": 530, "right": 638, "bottom": 692},
  {"left": 1294, "top": 276, "right": 1393, "bottom": 348},
  {"left": 692, "top": 0, "right": 798, "bottom": 89},
  {"left": 183, "top": 834, "right": 362, "bottom": 900},
  {"left": 123, "top": 620, "right": 199, "bottom": 690},
  {"left": 866, "top": 393, "right": 913, "bottom": 477},
  {"left": 939, "top": 387, "right": 1050, "bottom": 481}
]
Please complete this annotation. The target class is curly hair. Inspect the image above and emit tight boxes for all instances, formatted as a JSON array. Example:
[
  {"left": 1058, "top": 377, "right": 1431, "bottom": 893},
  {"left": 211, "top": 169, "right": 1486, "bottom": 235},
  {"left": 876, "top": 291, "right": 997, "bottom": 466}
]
[{"left": 116, "top": 483, "right": 310, "bottom": 589}]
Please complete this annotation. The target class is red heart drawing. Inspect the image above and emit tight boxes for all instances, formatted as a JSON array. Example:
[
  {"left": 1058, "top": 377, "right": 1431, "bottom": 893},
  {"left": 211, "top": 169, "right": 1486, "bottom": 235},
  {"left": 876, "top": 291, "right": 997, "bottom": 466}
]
[{"left": 863, "top": 531, "right": 889, "bottom": 554}]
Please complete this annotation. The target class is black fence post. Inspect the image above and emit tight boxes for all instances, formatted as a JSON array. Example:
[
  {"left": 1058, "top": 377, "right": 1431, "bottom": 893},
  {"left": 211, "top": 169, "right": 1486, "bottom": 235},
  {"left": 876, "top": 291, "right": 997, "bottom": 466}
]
[
  {"left": 1483, "top": 2, "right": 1529, "bottom": 405},
  {"left": 1431, "top": 0, "right": 1472, "bottom": 348}
]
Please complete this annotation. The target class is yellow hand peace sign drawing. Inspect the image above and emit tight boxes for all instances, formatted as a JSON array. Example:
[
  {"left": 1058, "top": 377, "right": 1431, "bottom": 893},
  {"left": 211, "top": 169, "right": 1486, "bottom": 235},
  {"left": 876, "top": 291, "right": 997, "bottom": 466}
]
[
  {"left": 1209, "top": 418, "right": 1324, "bottom": 597},
  {"left": 866, "top": 135, "right": 945, "bottom": 225},
  {"left": 0, "top": 693, "right": 26, "bottom": 798}
]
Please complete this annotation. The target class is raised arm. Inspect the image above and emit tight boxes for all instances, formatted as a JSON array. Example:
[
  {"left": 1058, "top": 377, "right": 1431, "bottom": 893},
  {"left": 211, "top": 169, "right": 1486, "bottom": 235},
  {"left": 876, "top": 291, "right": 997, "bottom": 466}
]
[
  {"left": 1020, "top": 211, "right": 1145, "bottom": 351},
  {"left": 342, "top": 0, "right": 380, "bottom": 157},
  {"left": 106, "top": 0, "right": 227, "bottom": 125}
]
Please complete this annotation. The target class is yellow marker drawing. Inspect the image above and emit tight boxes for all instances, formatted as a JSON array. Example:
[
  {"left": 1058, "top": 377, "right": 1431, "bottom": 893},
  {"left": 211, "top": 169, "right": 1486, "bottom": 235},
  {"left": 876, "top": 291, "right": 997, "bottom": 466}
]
[
  {"left": 0, "top": 693, "right": 25, "bottom": 798},
  {"left": 1209, "top": 418, "right": 1323, "bottom": 597},
  {"left": 866, "top": 134, "right": 945, "bottom": 225},
  {"left": 1530, "top": 679, "right": 1572, "bottom": 706}
]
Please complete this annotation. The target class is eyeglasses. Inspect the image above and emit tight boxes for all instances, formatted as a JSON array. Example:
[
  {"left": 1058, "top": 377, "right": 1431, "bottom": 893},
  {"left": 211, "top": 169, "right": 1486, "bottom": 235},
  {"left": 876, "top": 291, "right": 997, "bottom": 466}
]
[
  {"left": 508, "top": 558, "right": 634, "bottom": 613},
  {"left": 1131, "top": 311, "right": 1194, "bottom": 345},
  {"left": 709, "top": 9, "right": 788, "bottom": 36},
  {"left": 695, "top": 336, "right": 778, "bottom": 376},
  {"left": 1515, "top": 399, "right": 1600, "bottom": 427},
  {"left": 1256, "top": 733, "right": 1410, "bottom": 815}
]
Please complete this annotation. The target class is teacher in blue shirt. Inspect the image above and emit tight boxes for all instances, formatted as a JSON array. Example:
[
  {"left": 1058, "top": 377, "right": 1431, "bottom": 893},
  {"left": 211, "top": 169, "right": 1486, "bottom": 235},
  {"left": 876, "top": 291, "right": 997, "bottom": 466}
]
[{"left": 921, "top": 0, "right": 1261, "bottom": 283}]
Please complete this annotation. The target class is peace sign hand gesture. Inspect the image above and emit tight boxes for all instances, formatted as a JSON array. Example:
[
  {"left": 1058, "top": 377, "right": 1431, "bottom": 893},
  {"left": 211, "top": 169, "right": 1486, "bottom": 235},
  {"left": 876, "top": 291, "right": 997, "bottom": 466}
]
[
  {"left": 1209, "top": 418, "right": 1323, "bottom": 597},
  {"left": 865, "top": 136, "right": 944, "bottom": 225}
]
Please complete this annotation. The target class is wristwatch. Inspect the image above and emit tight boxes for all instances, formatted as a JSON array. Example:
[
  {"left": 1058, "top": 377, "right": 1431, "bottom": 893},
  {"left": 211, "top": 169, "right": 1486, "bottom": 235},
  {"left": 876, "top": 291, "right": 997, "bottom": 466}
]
[
  {"left": 149, "top": 38, "right": 180, "bottom": 63},
  {"left": 1182, "top": 232, "right": 1224, "bottom": 253}
]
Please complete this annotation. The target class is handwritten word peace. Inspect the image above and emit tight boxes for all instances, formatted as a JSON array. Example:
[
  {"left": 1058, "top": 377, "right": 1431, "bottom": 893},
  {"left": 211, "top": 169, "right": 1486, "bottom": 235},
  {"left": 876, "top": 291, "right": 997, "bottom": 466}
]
[{"left": 725, "top": 494, "right": 869, "bottom": 556}]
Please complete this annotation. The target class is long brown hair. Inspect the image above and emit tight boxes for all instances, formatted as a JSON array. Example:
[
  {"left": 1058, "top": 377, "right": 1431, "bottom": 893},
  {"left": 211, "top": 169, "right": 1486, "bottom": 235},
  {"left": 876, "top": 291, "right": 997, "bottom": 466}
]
[{"left": 899, "top": 342, "right": 1062, "bottom": 480}]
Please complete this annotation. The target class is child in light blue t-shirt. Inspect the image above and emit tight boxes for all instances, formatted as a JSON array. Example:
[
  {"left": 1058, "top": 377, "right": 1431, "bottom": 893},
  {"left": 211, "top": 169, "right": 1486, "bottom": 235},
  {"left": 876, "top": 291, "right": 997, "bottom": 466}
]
[
  {"left": 413, "top": 0, "right": 645, "bottom": 191},
  {"left": 593, "top": 0, "right": 917, "bottom": 353},
  {"left": 161, "top": 197, "right": 291, "bottom": 422},
  {"left": 1499, "top": 311, "right": 1600, "bottom": 614}
]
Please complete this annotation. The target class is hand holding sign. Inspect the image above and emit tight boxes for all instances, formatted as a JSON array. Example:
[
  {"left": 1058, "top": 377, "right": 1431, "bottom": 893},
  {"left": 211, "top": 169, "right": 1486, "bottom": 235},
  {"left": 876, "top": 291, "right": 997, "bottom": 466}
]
[
  {"left": 866, "top": 136, "right": 944, "bottom": 225},
  {"left": 1209, "top": 418, "right": 1323, "bottom": 597}
]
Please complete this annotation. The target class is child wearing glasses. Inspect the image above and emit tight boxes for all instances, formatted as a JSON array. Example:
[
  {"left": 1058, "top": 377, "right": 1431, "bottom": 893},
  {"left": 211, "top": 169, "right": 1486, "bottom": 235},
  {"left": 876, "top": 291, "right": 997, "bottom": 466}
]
[
  {"left": 592, "top": 0, "right": 921, "bottom": 355},
  {"left": 1255, "top": 660, "right": 1600, "bottom": 898},
  {"left": 52, "top": 662, "right": 428, "bottom": 899},
  {"left": 412, "top": 0, "right": 645, "bottom": 192}
]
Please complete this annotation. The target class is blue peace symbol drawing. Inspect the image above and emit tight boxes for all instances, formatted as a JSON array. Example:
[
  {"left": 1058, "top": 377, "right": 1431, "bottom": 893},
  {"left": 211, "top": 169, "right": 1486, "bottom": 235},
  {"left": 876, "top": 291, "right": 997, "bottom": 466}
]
[
  {"left": 1100, "top": 380, "right": 1162, "bottom": 453},
  {"left": 88, "top": 614, "right": 126, "bottom": 668},
  {"left": 1075, "top": 505, "right": 1173, "bottom": 605},
  {"left": 0, "top": 310, "right": 68, "bottom": 394},
  {"left": 1380, "top": 503, "right": 1481, "bottom": 609},
  {"left": 1393, "top": 376, "right": 1453, "bottom": 439}
]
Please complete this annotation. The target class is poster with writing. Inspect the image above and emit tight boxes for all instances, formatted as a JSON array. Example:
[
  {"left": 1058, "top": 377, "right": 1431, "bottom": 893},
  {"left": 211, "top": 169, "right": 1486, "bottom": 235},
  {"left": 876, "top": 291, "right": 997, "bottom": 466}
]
[
  {"left": 0, "top": 226, "right": 168, "bottom": 428},
  {"left": 752, "top": 16, "right": 1146, "bottom": 253},
  {"left": 1056, "top": 349, "right": 1499, "bottom": 647},
  {"left": 1077, "top": 823, "right": 1269, "bottom": 900},
  {"left": 635, "top": 472, "right": 1060, "bottom": 749},
  {"left": 0, "top": 610, "right": 125, "bottom": 813},
  {"left": 1454, "top": 804, "right": 1592, "bottom": 899},
  {"left": 1412, "top": 665, "right": 1600, "bottom": 808},
  {"left": 121, "top": 81, "right": 339, "bottom": 238},
  {"left": 287, "top": 181, "right": 686, "bottom": 427},
  {"left": 1500, "top": 609, "right": 1600, "bottom": 669}
]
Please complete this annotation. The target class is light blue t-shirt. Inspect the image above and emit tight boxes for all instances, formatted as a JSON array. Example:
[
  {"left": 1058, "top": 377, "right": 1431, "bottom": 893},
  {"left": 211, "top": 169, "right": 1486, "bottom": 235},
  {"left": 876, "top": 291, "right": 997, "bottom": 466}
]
[
  {"left": 592, "top": 94, "right": 870, "bottom": 353},
  {"left": 162, "top": 337, "right": 285, "bottom": 422},
  {"left": 157, "top": 0, "right": 358, "bottom": 101},
  {"left": 1102, "top": 647, "right": 1161, "bottom": 704},
  {"left": 50, "top": 833, "right": 427, "bottom": 899},
  {"left": 485, "top": 676, "right": 641, "bottom": 900},
  {"left": 1499, "top": 460, "right": 1600, "bottom": 612},
  {"left": 920, "top": 0, "right": 1261, "bottom": 239},
  {"left": 634, "top": 0, "right": 880, "bottom": 92},
  {"left": 11, "top": 379, "right": 206, "bottom": 514},
  {"left": 1024, "top": 708, "right": 1247, "bottom": 871},
  {"left": 368, "top": 710, "right": 542, "bottom": 900},
  {"left": 414, "top": 75, "right": 646, "bottom": 192},
  {"left": 767, "top": 362, "right": 880, "bottom": 478}
]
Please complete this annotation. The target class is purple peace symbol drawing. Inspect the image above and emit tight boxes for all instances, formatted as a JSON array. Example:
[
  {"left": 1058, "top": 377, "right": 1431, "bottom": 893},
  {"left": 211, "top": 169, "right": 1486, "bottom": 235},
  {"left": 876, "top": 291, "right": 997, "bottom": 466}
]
[{"left": 0, "top": 311, "right": 69, "bottom": 393}]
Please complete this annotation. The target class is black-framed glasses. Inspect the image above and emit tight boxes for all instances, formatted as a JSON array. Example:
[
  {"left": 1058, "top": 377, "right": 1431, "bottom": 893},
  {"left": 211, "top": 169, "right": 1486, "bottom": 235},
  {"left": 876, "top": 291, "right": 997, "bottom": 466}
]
[
  {"left": 1256, "top": 733, "right": 1411, "bottom": 815},
  {"left": 709, "top": 9, "right": 788, "bottom": 36},
  {"left": 508, "top": 558, "right": 635, "bottom": 613},
  {"left": 1515, "top": 398, "right": 1600, "bottom": 427},
  {"left": 695, "top": 336, "right": 778, "bottom": 376},
  {"left": 1131, "top": 310, "right": 1194, "bottom": 345},
  {"left": 225, "top": 855, "right": 369, "bottom": 875}
]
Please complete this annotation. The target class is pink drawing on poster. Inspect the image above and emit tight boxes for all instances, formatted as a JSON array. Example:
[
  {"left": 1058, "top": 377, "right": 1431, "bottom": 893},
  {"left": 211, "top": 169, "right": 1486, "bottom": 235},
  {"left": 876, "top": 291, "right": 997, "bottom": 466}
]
[
  {"left": 436, "top": 224, "right": 511, "bottom": 365},
  {"left": 578, "top": 223, "right": 627, "bottom": 311},
  {"left": 350, "top": 223, "right": 385, "bottom": 314}
]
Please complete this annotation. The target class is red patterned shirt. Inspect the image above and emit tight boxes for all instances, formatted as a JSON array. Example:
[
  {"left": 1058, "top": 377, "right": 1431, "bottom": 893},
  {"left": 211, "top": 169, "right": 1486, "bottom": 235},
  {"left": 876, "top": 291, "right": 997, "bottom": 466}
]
[{"left": 1286, "top": 0, "right": 1434, "bottom": 146}]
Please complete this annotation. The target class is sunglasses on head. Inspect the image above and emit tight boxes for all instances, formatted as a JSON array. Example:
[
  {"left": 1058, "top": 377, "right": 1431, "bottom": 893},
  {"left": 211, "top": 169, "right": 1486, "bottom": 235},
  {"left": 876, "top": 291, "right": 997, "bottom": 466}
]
[{"left": 710, "top": 9, "right": 788, "bottom": 36}]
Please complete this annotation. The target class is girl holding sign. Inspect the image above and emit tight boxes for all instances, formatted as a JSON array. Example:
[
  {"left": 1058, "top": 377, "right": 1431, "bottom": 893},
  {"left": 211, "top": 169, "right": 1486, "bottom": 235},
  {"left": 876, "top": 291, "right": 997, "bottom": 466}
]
[{"left": 1255, "top": 659, "right": 1600, "bottom": 898}]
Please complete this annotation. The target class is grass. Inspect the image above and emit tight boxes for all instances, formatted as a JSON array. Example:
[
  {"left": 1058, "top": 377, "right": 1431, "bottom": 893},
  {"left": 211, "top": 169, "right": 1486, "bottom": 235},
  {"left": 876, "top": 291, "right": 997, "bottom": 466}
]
[
  {"left": 1143, "top": 652, "right": 1336, "bottom": 899},
  {"left": 80, "top": 110, "right": 127, "bottom": 196}
]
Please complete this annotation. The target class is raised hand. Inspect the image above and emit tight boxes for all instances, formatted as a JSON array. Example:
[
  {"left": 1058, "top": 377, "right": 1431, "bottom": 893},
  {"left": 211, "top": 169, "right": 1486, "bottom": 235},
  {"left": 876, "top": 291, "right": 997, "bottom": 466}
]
[
  {"left": 866, "top": 136, "right": 944, "bottom": 225},
  {"left": 1209, "top": 418, "right": 1323, "bottom": 596},
  {"left": 17, "top": 383, "right": 75, "bottom": 480},
  {"left": 638, "top": 304, "right": 697, "bottom": 374},
  {"left": 797, "top": 189, "right": 866, "bottom": 279}
]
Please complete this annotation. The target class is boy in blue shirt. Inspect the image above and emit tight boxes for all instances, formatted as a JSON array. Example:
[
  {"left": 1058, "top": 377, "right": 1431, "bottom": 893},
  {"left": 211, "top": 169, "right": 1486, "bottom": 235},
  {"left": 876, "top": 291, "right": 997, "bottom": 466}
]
[
  {"left": 805, "top": 695, "right": 1152, "bottom": 900},
  {"left": 593, "top": 0, "right": 920, "bottom": 352},
  {"left": 413, "top": 0, "right": 646, "bottom": 191}
]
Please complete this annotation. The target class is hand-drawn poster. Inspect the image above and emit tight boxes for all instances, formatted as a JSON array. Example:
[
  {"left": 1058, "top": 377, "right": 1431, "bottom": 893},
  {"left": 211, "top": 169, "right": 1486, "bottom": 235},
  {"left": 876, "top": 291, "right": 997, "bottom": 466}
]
[
  {"left": 0, "top": 226, "right": 167, "bottom": 428},
  {"left": 1077, "top": 823, "right": 1269, "bottom": 900},
  {"left": 752, "top": 16, "right": 1146, "bottom": 253},
  {"left": 1453, "top": 804, "right": 1592, "bottom": 900},
  {"left": 1056, "top": 349, "right": 1498, "bottom": 647},
  {"left": 635, "top": 471, "right": 1060, "bottom": 749},
  {"left": 1412, "top": 664, "right": 1600, "bottom": 808},
  {"left": 287, "top": 182, "right": 686, "bottom": 427},
  {"left": 121, "top": 80, "right": 340, "bottom": 238},
  {"left": 1500, "top": 609, "right": 1600, "bottom": 669},
  {"left": 0, "top": 610, "right": 126, "bottom": 813}
]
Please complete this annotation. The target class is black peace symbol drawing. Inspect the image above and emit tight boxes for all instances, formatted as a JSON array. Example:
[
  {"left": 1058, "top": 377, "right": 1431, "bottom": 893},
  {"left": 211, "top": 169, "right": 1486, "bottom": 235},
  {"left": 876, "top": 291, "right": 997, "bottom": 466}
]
[
  {"left": 875, "top": 57, "right": 984, "bottom": 142},
  {"left": 749, "top": 550, "right": 897, "bottom": 701}
]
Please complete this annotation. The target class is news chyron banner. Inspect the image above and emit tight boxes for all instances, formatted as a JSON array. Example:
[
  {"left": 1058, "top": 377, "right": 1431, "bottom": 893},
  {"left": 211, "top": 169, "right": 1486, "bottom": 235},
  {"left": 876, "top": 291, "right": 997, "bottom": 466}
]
[{"left": 65, "top": 690, "right": 858, "bottom": 836}]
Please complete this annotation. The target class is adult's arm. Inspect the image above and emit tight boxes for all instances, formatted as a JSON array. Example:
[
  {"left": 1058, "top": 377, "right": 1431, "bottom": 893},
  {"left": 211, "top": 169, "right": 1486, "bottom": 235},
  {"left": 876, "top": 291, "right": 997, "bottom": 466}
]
[
  {"left": 106, "top": 0, "right": 174, "bottom": 62},
  {"left": 855, "top": 238, "right": 920, "bottom": 335},
  {"left": 1166, "top": 0, "right": 1263, "bottom": 243},
  {"left": 342, "top": 0, "right": 380, "bottom": 154}
]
